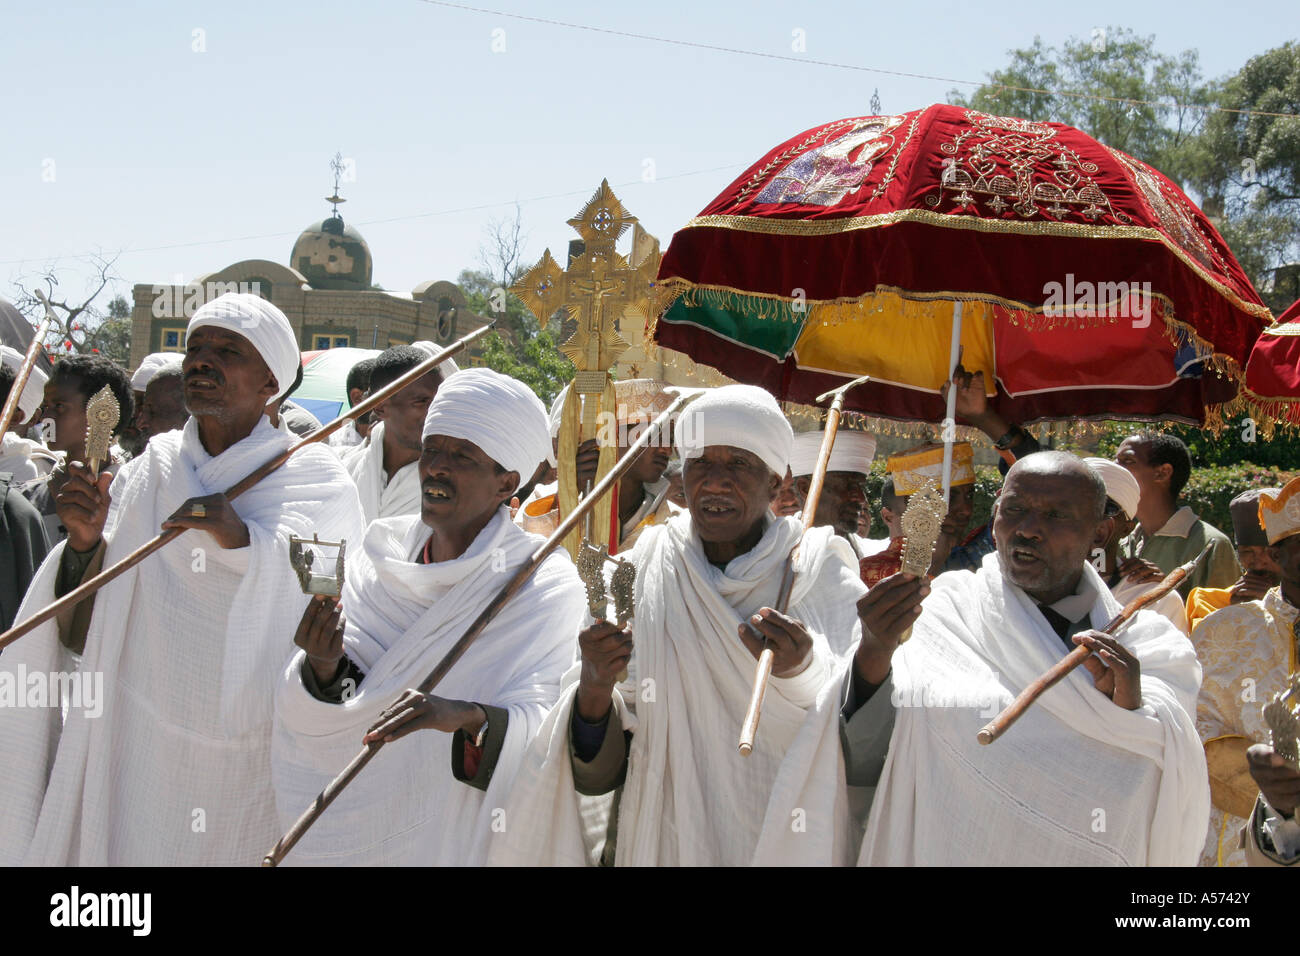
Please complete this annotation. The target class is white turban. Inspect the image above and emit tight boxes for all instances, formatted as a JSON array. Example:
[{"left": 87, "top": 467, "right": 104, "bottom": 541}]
[
  {"left": 410, "top": 340, "right": 461, "bottom": 379},
  {"left": 675, "top": 384, "right": 792, "bottom": 477},
  {"left": 187, "top": 293, "right": 300, "bottom": 402},
  {"left": 421, "top": 367, "right": 550, "bottom": 479},
  {"left": 1083, "top": 456, "right": 1140, "bottom": 519},
  {"left": 789, "top": 429, "right": 876, "bottom": 478},
  {"left": 130, "top": 352, "right": 183, "bottom": 392},
  {"left": 0, "top": 345, "right": 48, "bottom": 423}
]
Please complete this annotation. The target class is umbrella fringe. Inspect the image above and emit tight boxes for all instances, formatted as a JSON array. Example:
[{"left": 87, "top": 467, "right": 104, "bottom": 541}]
[
  {"left": 649, "top": 324, "right": 1239, "bottom": 439},
  {"left": 1213, "top": 389, "right": 1300, "bottom": 441},
  {"left": 654, "top": 281, "right": 1249, "bottom": 388}
]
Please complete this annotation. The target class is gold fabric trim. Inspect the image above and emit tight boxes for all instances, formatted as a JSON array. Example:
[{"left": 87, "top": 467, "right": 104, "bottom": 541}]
[{"left": 673, "top": 209, "right": 1273, "bottom": 323}]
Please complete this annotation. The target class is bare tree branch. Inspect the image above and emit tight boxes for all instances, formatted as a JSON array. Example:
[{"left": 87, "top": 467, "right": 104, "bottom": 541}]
[
  {"left": 477, "top": 202, "right": 529, "bottom": 292},
  {"left": 9, "top": 251, "right": 123, "bottom": 356}
]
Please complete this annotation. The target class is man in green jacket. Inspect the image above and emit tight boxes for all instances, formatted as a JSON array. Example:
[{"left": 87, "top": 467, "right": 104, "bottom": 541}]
[{"left": 1115, "top": 431, "right": 1239, "bottom": 599}]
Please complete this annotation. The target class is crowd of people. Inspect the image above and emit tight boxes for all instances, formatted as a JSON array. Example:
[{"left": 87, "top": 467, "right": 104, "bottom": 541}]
[{"left": 0, "top": 290, "right": 1295, "bottom": 867}]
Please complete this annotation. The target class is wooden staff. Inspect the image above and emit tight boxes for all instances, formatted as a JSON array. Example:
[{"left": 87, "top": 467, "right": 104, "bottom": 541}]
[
  {"left": 262, "top": 388, "right": 700, "bottom": 866},
  {"left": 0, "top": 290, "right": 56, "bottom": 438},
  {"left": 738, "top": 374, "right": 870, "bottom": 757},
  {"left": 977, "top": 543, "right": 1213, "bottom": 745},
  {"left": 0, "top": 324, "right": 494, "bottom": 654}
]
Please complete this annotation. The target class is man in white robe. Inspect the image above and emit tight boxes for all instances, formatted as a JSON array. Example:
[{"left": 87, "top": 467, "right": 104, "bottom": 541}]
[
  {"left": 120, "top": 352, "right": 183, "bottom": 458},
  {"left": 272, "top": 368, "right": 585, "bottom": 865},
  {"left": 130, "top": 354, "right": 187, "bottom": 453},
  {"left": 493, "top": 385, "right": 865, "bottom": 866},
  {"left": 342, "top": 345, "right": 460, "bottom": 525},
  {"left": 789, "top": 429, "right": 878, "bottom": 560},
  {"left": 327, "top": 356, "right": 376, "bottom": 452},
  {"left": 1082, "top": 457, "right": 1188, "bottom": 634},
  {"left": 0, "top": 292, "right": 365, "bottom": 866},
  {"left": 847, "top": 452, "right": 1209, "bottom": 866}
]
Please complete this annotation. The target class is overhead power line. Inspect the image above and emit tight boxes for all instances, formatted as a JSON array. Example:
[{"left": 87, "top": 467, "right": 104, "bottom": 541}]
[{"left": 414, "top": 0, "right": 1297, "bottom": 120}]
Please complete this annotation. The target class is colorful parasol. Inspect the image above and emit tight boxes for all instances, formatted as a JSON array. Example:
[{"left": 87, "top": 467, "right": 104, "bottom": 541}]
[
  {"left": 1235, "top": 298, "right": 1300, "bottom": 434},
  {"left": 652, "top": 104, "right": 1273, "bottom": 434},
  {"left": 294, "top": 347, "right": 381, "bottom": 423}
]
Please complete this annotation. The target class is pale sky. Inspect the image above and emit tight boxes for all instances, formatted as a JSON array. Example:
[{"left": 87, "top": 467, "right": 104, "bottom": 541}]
[{"left": 1, "top": 0, "right": 1289, "bottom": 310}]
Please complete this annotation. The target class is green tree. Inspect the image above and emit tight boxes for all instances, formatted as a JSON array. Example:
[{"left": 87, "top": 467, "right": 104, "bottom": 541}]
[
  {"left": 1189, "top": 42, "right": 1300, "bottom": 313},
  {"left": 1096, "top": 417, "right": 1300, "bottom": 470},
  {"left": 951, "top": 27, "right": 1212, "bottom": 184},
  {"left": 458, "top": 267, "right": 538, "bottom": 342},
  {"left": 84, "top": 294, "right": 133, "bottom": 365},
  {"left": 477, "top": 329, "right": 573, "bottom": 405}
]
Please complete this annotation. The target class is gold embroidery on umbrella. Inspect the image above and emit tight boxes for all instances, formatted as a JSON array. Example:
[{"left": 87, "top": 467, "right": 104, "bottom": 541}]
[
  {"left": 1107, "top": 147, "right": 1222, "bottom": 273},
  {"left": 925, "top": 110, "right": 1131, "bottom": 225}
]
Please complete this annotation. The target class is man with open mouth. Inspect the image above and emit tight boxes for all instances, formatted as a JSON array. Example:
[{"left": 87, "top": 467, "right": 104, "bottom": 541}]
[
  {"left": 339, "top": 344, "right": 458, "bottom": 527},
  {"left": 274, "top": 367, "right": 585, "bottom": 865},
  {"left": 847, "top": 451, "right": 1208, "bottom": 866}
]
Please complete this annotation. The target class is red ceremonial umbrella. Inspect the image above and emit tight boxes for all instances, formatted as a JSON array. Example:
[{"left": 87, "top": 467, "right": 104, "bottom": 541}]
[
  {"left": 1237, "top": 298, "right": 1300, "bottom": 432},
  {"left": 652, "top": 104, "right": 1272, "bottom": 436}
]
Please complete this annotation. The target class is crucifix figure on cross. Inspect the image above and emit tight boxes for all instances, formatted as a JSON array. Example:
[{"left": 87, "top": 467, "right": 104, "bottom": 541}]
[{"left": 511, "top": 179, "right": 662, "bottom": 557}]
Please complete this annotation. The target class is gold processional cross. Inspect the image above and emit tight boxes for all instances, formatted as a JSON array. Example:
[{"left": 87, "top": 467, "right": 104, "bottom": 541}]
[{"left": 512, "top": 179, "right": 661, "bottom": 559}]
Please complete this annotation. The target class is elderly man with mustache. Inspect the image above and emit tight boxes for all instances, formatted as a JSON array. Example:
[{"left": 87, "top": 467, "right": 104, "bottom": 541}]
[
  {"left": 0, "top": 292, "right": 364, "bottom": 865},
  {"left": 274, "top": 367, "right": 585, "bottom": 865}
]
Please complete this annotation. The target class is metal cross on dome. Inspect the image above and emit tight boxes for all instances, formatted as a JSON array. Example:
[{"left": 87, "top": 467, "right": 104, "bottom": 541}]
[{"left": 326, "top": 152, "right": 348, "bottom": 215}]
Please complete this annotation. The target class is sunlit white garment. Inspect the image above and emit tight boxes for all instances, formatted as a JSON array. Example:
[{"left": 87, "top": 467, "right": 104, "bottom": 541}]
[
  {"left": 0, "top": 432, "right": 56, "bottom": 482},
  {"left": 343, "top": 422, "right": 421, "bottom": 525},
  {"left": 492, "top": 513, "right": 863, "bottom": 866},
  {"left": 0, "top": 415, "right": 365, "bottom": 865},
  {"left": 860, "top": 554, "right": 1208, "bottom": 866},
  {"left": 272, "top": 509, "right": 584, "bottom": 865}
]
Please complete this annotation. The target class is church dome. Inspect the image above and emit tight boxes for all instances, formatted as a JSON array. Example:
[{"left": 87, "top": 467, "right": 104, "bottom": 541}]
[{"left": 290, "top": 214, "right": 373, "bottom": 290}]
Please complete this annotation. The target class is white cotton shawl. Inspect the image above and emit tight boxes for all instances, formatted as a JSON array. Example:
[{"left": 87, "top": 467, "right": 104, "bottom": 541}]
[
  {"left": 343, "top": 422, "right": 422, "bottom": 525},
  {"left": 0, "top": 432, "right": 56, "bottom": 482},
  {"left": 0, "top": 415, "right": 365, "bottom": 865},
  {"left": 860, "top": 553, "right": 1209, "bottom": 867},
  {"left": 271, "top": 509, "right": 584, "bottom": 866},
  {"left": 491, "top": 512, "right": 864, "bottom": 866}
]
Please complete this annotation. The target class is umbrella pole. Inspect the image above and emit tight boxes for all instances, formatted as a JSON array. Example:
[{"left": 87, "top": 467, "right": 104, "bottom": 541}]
[{"left": 940, "top": 301, "right": 963, "bottom": 503}]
